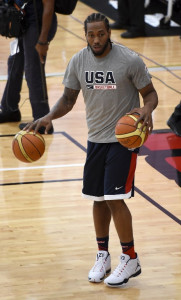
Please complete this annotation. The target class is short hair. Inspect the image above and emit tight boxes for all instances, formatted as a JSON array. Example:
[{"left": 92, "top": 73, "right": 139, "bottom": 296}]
[{"left": 84, "top": 13, "right": 110, "bottom": 33}]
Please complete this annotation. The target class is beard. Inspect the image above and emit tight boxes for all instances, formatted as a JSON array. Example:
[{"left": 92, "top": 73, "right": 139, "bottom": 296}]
[{"left": 88, "top": 38, "right": 110, "bottom": 57}]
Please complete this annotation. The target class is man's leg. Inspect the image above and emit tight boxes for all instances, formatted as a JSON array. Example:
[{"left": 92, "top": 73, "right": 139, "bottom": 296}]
[
  {"left": 129, "top": 0, "right": 145, "bottom": 32},
  {"left": 23, "top": 24, "right": 50, "bottom": 121},
  {"left": 110, "top": 0, "right": 130, "bottom": 29},
  {"left": 121, "top": 0, "right": 145, "bottom": 38},
  {"left": 22, "top": 14, "right": 57, "bottom": 121},
  {"left": 103, "top": 143, "right": 141, "bottom": 287},
  {"left": 104, "top": 200, "right": 141, "bottom": 287},
  {"left": 93, "top": 201, "right": 111, "bottom": 237},
  {"left": 88, "top": 201, "right": 112, "bottom": 283},
  {"left": 118, "top": 0, "right": 130, "bottom": 26},
  {"left": 0, "top": 39, "right": 24, "bottom": 122},
  {"left": 106, "top": 199, "right": 133, "bottom": 242},
  {"left": 83, "top": 143, "right": 112, "bottom": 283}
]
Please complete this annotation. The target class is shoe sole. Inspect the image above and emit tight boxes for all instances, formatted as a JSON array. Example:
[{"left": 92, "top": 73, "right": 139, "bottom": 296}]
[
  {"left": 88, "top": 268, "right": 111, "bottom": 283},
  {"left": 104, "top": 268, "right": 141, "bottom": 288}
]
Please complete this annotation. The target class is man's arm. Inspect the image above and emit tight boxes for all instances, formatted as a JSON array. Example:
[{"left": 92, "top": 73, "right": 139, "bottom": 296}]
[
  {"left": 139, "top": 82, "right": 158, "bottom": 112},
  {"left": 48, "top": 87, "right": 80, "bottom": 119},
  {"left": 35, "top": 0, "right": 55, "bottom": 63},
  {"left": 128, "top": 82, "right": 158, "bottom": 133},
  {"left": 24, "top": 87, "right": 80, "bottom": 134}
]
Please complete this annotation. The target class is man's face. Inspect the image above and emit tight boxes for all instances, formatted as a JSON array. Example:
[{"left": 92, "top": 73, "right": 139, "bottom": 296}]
[{"left": 86, "top": 21, "right": 111, "bottom": 58}]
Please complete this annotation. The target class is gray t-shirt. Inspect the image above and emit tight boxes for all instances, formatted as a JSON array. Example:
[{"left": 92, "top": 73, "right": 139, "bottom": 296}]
[{"left": 63, "top": 43, "right": 151, "bottom": 143}]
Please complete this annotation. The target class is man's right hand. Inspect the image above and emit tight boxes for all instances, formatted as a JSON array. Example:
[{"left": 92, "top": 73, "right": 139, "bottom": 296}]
[{"left": 23, "top": 115, "right": 53, "bottom": 134}]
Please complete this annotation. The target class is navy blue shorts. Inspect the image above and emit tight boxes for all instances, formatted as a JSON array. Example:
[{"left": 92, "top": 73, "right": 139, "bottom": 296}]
[{"left": 82, "top": 141, "right": 138, "bottom": 201}]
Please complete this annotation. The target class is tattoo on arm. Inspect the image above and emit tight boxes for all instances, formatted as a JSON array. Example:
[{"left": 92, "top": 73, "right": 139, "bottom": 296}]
[
  {"left": 62, "top": 87, "right": 80, "bottom": 111},
  {"left": 50, "top": 87, "right": 80, "bottom": 119}
]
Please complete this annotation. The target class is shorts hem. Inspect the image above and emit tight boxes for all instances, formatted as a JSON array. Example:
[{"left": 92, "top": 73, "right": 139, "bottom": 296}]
[
  {"left": 82, "top": 190, "right": 132, "bottom": 201},
  {"left": 105, "top": 190, "right": 132, "bottom": 200},
  {"left": 82, "top": 193, "right": 105, "bottom": 201}
]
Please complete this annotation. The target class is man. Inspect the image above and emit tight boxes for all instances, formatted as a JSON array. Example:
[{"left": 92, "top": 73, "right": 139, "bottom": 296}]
[
  {"left": 0, "top": 0, "right": 57, "bottom": 134},
  {"left": 24, "top": 13, "right": 158, "bottom": 287},
  {"left": 110, "top": 0, "right": 145, "bottom": 38}
]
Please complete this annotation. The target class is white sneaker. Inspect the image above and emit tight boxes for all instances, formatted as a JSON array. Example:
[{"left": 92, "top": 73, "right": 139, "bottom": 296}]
[
  {"left": 88, "top": 250, "right": 111, "bottom": 283},
  {"left": 104, "top": 253, "right": 141, "bottom": 287}
]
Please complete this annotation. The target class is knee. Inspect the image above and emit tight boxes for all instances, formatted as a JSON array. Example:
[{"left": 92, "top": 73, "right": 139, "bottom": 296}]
[
  {"left": 93, "top": 200, "right": 107, "bottom": 208},
  {"left": 106, "top": 199, "right": 126, "bottom": 213}
]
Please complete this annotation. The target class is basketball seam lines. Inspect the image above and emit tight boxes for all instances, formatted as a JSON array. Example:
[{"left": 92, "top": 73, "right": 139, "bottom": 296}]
[
  {"left": 16, "top": 134, "right": 33, "bottom": 162},
  {"left": 13, "top": 131, "right": 45, "bottom": 162},
  {"left": 23, "top": 136, "right": 42, "bottom": 158}
]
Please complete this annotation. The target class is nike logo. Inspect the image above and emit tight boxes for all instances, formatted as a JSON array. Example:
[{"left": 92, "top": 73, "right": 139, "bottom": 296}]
[
  {"left": 86, "top": 85, "right": 94, "bottom": 89},
  {"left": 115, "top": 186, "right": 123, "bottom": 190}
]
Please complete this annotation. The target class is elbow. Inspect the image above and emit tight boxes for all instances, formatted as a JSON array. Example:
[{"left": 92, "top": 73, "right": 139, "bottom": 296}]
[{"left": 153, "top": 90, "right": 159, "bottom": 110}]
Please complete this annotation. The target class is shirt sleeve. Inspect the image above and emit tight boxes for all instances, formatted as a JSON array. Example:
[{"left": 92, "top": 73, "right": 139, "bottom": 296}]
[
  {"left": 62, "top": 55, "right": 81, "bottom": 90},
  {"left": 128, "top": 54, "right": 152, "bottom": 90}
]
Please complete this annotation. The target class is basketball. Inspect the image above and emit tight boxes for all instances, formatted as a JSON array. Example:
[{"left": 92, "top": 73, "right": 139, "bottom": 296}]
[
  {"left": 12, "top": 130, "right": 45, "bottom": 163},
  {"left": 115, "top": 113, "right": 149, "bottom": 148}
]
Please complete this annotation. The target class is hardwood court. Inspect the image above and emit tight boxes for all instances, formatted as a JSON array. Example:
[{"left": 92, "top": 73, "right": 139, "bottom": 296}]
[{"left": 0, "top": 1, "right": 181, "bottom": 299}]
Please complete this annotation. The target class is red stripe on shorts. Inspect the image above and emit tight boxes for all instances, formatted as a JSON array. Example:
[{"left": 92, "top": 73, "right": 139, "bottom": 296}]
[{"left": 125, "top": 152, "right": 137, "bottom": 194}]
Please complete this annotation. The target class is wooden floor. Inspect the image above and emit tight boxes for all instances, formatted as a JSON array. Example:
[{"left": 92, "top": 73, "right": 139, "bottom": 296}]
[{"left": 0, "top": 2, "right": 181, "bottom": 299}]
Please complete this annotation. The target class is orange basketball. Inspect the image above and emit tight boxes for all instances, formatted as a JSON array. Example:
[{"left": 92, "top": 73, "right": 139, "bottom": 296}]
[
  {"left": 12, "top": 130, "right": 45, "bottom": 163},
  {"left": 115, "top": 113, "right": 149, "bottom": 149}
]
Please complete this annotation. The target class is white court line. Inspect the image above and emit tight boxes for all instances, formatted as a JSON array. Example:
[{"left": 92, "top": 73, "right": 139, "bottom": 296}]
[
  {"left": 0, "top": 163, "right": 84, "bottom": 172},
  {"left": 1, "top": 66, "right": 181, "bottom": 81},
  {"left": 0, "top": 72, "right": 65, "bottom": 81}
]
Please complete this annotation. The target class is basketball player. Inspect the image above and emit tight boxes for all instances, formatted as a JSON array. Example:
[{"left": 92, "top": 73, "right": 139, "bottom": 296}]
[{"left": 24, "top": 13, "right": 158, "bottom": 287}]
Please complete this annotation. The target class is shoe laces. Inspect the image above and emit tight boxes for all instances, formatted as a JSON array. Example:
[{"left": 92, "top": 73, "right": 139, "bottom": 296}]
[
  {"left": 112, "top": 257, "right": 130, "bottom": 277},
  {"left": 92, "top": 253, "right": 107, "bottom": 272}
]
